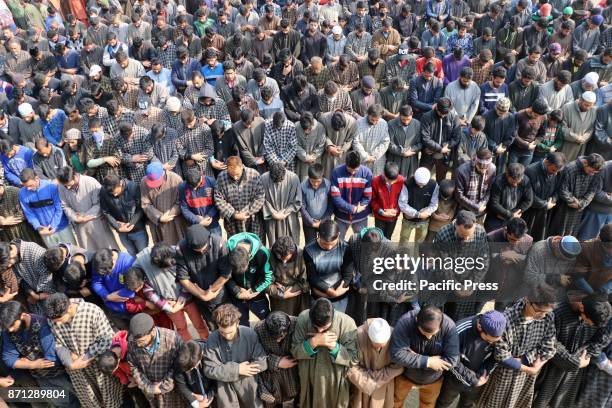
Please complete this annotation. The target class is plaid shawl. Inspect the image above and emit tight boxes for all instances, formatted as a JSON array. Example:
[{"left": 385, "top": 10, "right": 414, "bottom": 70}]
[
  {"left": 466, "top": 162, "right": 489, "bottom": 206},
  {"left": 214, "top": 167, "right": 265, "bottom": 237},
  {"left": 193, "top": 98, "right": 231, "bottom": 123},
  {"left": 263, "top": 119, "right": 297, "bottom": 171},
  {"left": 116, "top": 125, "right": 154, "bottom": 182}
]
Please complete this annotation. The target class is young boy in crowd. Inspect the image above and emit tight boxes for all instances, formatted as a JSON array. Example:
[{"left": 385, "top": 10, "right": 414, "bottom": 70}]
[{"left": 425, "top": 179, "right": 457, "bottom": 242}]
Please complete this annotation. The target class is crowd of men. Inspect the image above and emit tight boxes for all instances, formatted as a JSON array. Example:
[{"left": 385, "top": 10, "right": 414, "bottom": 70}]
[{"left": 0, "top": 0, "right": 608, "bottom": 407}]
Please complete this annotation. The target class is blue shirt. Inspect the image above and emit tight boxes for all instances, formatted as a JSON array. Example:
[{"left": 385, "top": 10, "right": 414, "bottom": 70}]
[
  {"left": 2, "top": 315, "right": 58, "bottom": 369},
  {"left": 42, "top": 110, "right": 67, "bottom": 146},
  {"left": 56, "top": 50, "right": 81, "bottom": 72},
  {"left": 146, "top": 68, "right": 175, "bottom": 94},
  {"left": 1, "top": 145, "right": 34, "bottom": 186},
  {"left": 91, "top": 251, "right": 136, "bottom": 313},
  {"left": 201, "top": 63, "right": 224, "bottom": 87},
  {"left": 18, "top": 178, "right": 69, "bottom": 232}
]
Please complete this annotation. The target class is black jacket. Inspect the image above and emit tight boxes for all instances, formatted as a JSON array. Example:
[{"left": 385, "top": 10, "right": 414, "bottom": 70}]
[
  {"left": 299, "top": 30, "right": 328, "bottom": 67},
  {"left": 486, "top": 173, "right": 533, "bottom": 221},
  {"left": 447, "top": 315, "right": 497, "bottom": 388},
  {"left": 420, "top": 109, "right": 462, "bottom": 154},
  {"left": 483, "top": 110, "right": 516, "bottom": 152},
  {"left": 175, "top": 234, "right": 230, "bottom": 294},
  {"left": 281, "top": 83, "right": 320, "bottom": 122},
  {"left": 390, "top": 309, "right": 460, "bottom": 385},
  {"left": 524, "top": 161, "right": 560, "bottom": 210},
  {"left": 508, "top": 80, "right": 539, "bottom": 112},
  {"left": 99, "top": 179, "right": 146, "bottom": 232}
]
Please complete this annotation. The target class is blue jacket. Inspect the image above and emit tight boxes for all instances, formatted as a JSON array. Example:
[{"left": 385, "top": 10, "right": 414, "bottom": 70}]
[
  {"left": 409, "top": 76, "right": 444, "bottom": 115},
  {"left": 178, "top": 176, "right": 220, "bottom": 228},
  {"left": 201, "top": 63, "right": 224, "bottom": 87},
  {"left": 91, "top": 251, "right": 135, "bottom": 313},
  {"left": 171, "top": 58, "right": 202, "bottom": 90},
  {"left": 330, "top": 164, "right": 372, "bottom": 223},
  {"left": 1, "top": 145, "right": 34, "bottom": 186},
  {"left": 18, "top": 179, "right": 69, "bottom": 232}
]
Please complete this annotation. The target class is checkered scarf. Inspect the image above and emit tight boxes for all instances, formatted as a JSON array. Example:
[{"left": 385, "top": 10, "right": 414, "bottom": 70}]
[{"left": 466, "top": 161, "right": 488, "bottom": 204}]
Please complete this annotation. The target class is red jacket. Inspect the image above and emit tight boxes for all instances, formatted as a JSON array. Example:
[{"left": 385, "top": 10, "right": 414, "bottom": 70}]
[
  {"left": 371, "top": 175, "right": 404, "bottom": 221},
  {"left": 111, "top": 331, "right": 132, "bottom": 386},
  {"left": 415, "top": 57, "right": 444, "bottom": 80}
]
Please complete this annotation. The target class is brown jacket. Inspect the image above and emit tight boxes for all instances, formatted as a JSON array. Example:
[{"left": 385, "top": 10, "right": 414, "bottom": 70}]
[
  {"left": 347, "top": 319, "right": 404, "bottom": 408},
  {"left": 574, "top": 239, "right": 612, "bottom": 291},
  {"left": 371, "top": 29, "right": 401, "bottom": 60}
]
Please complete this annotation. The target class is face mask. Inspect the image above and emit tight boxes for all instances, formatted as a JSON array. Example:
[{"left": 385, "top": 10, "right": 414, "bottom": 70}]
[{"left": 92, "top": 131, "right": 104, "bottom": 146}]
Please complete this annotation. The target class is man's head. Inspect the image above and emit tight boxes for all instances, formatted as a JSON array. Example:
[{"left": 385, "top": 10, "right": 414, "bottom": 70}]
[
  {"left": 454, "top": 210, "right": 477, "bottom": 241},
  {"left": 578, "top": 91, "right": 596, "bottom": 112},
  {"left": 264, "top": 311, "right": 292, "bottom": 342},
  {"left": 527, "top": 46, "right": 542, "bottom": 64},
  {"left": 383, "top": 162, "right": 400, "bottom": 184},
  {"left": 581, "top": 153, "right": 605, "bottom": 176},
  {"left": 345, "top": 151, "right": 361, "bottom": 175},
  {"left": 416, "top": 306, "right": 443, "bottom": 339},
  {"left": 19, "top": 168, "right": 41, "bottom": 191},
  {"left": 176, "top": 341, "right": 204, "bottom": 373},
  {"left": 477, "top": 310, "right": 506, "bottom": 343},
  {"left": 34, "top": 137, "right": 52, "bottom": 158},
  {"left": 505, "top": 163, "right": 524, "bottom": 187},
  {"left": 543, "top": 152, "right": 566, "bottom": 175},
  {"left": 269, "top": 162, "right": 287, "bottom": 183},
  {"left": 185, "top": 224, "right": 210, "bottom": 254},
  {"left": 150, "top": 242, "right": 176, "bottom": 269},
  {"left": 272, "top": 236, "right": 297, "bottom": 263},
  {"left": 521, "top": 66, "right": 535, "bottom": 87},
  {"left": 93, "top": 248, "right": 116, "bottom": 276},
  {"left": 367, "top": 318, "right": 392, "bottom": 350},
  {"left": 0, "top": 301, "right": 27, "bottom": 333},
  {"left": 317, "top": 219, "right": 340, "bottom": 251},
  {"left": 98, "top": 350, "right": 120, "bottom": 375},
  {"left": 123, "top": 267, "right": 145, "bottom": 293},
  {"left": 46, "top": 293, "right": 72, "bottom": 324},
  {"left": 227, "top": 156, "right": 244, "bottom": 181},
  {"left": 213, "top": 304, "right": 242, "bottom": 341},
  {"left": 413, "top": 167, "right": 431, "bottom": 188},
  {"left": 435, "top": 97, "right": 452, "bottom": 117},
  {"left": 57, "top": 166, "right": 79, "bottom": 190},
  {"left": 130, "top": 313, "right": 156, "bottom": 348},
  {"left": 505, "top": 217, "right": 528, "bottom": 243},
  {"left": 525, "top": 284, "right": 556, "bottom": 320},
  {"left": 307, "top": 163, "right": 324, "bottom": 189},
  {"left": 366, "top": 104, "right": 383, "bottom": 126},
  {"left": 309, "top": 298, "right": 334, "bottom": 332}
]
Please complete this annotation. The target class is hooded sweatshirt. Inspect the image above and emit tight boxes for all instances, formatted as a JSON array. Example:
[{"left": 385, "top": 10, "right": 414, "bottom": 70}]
[{"left": 226, "top": 232, "right": 273, "bottom": 298}]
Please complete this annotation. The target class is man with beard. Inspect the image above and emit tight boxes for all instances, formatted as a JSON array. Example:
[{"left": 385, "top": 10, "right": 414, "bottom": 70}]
[
  {"left": 572, "top": 15, "right": 602, "bottom": 57},
  {"left": 516, "top": 46, "right": 547, "bottom": 85},
  {"left": 357, "top": 49, "right": 386, "bottom": 89},
  {"left": 100, "top": 175, "right": 149, "bottom": 256},
  {"left": 345, "top": 22, "right": 371, "bottom": 64},
  {"left": 350, "top": 76, "right": 383, "bottom": 119},
  {"left": 549, "top": 153, "right": 605, "bottom": 236},
  {"left": 496, "top": 17, "right": 524, "bottom": 60},
  {"left": 16, "top": 103, "right": 43, "bottom": 149},
  {"left": 444, "top": 67, "right": 481, "bottom": 127},
  {"left": 46, "top": 293, "right": 122, "bottom": 408},
  {"left": 215, "top": 156, "right": 266, "bottom": 239},
  {"left": 260, "top": 162, "right": 301, "bottom": 245},
  {"left": 409, "top": 63, "right": 443, "bottom": 121},
  {"left": 320, "top": 110, "right": 357, "bottom": 178},
  {"left": 127, "top": 313, "right": 184, "bottom": 408},
  {"left": 442, "top": 48, "right": 471, "bottom": 87},
  {"left": 57, "top": 166, "right": 119, "bottom": 251},
  {"left": 281, "top": 75, "right": 319, "bottom": 123},
  {"left": 387, "top": 105, "right": 422, "bottom": 179},
  {"left": 272, "top": 18, "right": 301, "bottom": 60},
  {"left": 255, "top": 311, "right": 300, "bottom": 407},
  {"left": 508, "top": 66, "right": 541, "bottom": 112},
  {"left": 294, "top": 112, "right": 325, "bottom": 180},
  {"left": 560, "top": 91, "right": 597, "bottom": 162},
  {"left": 32, "top": 137, "right": 66, "bottom": 181},
  {"left": 299, "top": 18, "right": 327, "bottom": 66},
  {"left": 291, "top": 297, "right": 359, "bottom": 408},
  {"left": 538, "top": 70, "right": 574, "bottom": 111},
  {"left": 232, "top": 109, "right": 266, "bottom": 173},
  {"left": 479, "top": 67, "right": 509, "bottom": 115},
  {"left": 420, "top": 97, "right": 462, "bottom": 181},
  {"left": 522, "top": 20, "right": 550, "bottom": 57},
  {"left": 508, "top": 98, "right": 549, "bottom": 166},
  {"left": 532, "top": 296, "right": 611, "bottom": 408},
  {"left": 522, "top": 152, "right": 565, "bottom": 241},
  {"left": 455, "top": 149, "right": 497, "bottom": 220},
  {"left": 203, "top": 304, "right": 268, "bottom": 407},
  {"left": 484, "top": 163, "right": 533, "bottom": 232},
  {"left": 215, "top": 61, "right": 247, "bottom": 105},
  {"left": 384, "top": 44, "right": 417, "bottom": 88},
  {"left": 0, "top": 301, "right": 79, "bottom": 407}
]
